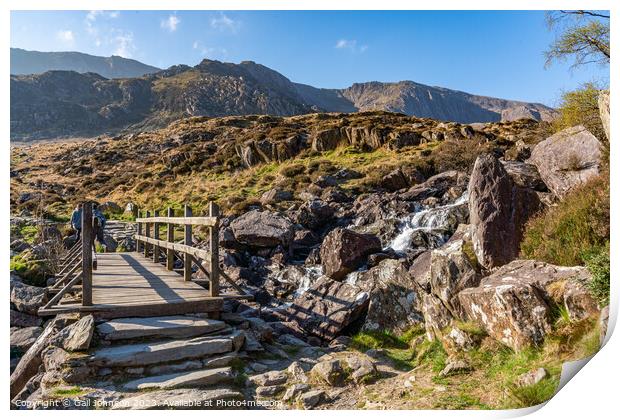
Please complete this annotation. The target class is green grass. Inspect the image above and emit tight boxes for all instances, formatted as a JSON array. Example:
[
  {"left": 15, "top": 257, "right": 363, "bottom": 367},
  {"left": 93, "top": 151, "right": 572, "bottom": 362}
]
[
  {"left": 583, "top": 245, "right": 610, "bottom": 306},
  {"left": 433, "top": 393, "right": 491, "bottom": 410},
  {"left": 521, "top": 175, "right": 609, "bottom": 266},
  {"left": 10, "top": 253, "right": 47, "bottom": 286},
  {"left": 51, "top": 387, "right": 84, "bottom": 397},
  {"left": 19, "top": 225, "right": 39, "bottom": 244},
  {"left": 507, "top": 377, "right": 558, "bottom": 407},
  {"left": 350, "top": 328, "right": 427, "bottom": 371}
]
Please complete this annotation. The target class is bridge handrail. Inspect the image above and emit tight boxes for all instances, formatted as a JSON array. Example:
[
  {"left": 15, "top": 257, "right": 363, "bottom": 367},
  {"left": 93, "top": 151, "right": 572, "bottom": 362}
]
[{"left": 135, "top": 202, "right": 220, "bottom": 297}]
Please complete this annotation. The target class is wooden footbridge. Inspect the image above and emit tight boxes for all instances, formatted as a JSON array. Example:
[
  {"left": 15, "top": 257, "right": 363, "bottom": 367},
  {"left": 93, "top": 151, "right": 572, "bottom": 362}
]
[{"left": 38, "top": 202, "right": 250, "bottom": 319}]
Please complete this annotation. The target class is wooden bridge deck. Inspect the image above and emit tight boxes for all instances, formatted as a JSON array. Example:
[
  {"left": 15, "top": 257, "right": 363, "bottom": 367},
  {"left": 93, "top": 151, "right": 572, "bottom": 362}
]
[{"left": 49, "top": 252, "right": 223, "bottom": 319}]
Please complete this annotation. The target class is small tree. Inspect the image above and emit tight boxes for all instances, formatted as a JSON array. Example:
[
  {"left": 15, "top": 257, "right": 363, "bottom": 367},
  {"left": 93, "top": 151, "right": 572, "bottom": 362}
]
[
  {"left": 553, "top": 82, "right": 608, "bottom": 149},
  {"left": 545, "top": 10, "right": 610, "bottom": 69}
]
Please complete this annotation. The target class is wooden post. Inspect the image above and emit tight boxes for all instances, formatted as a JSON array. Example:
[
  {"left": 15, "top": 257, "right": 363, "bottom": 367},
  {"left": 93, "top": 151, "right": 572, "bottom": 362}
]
[
  {"left": 184, "top": 205, "right": 192, "bottom": 282},
  {"left": 144, "top": 210, "right": 151, "bottom": 258},
  {"left": 209, "top": 201, "right": 220, "bottom": 297},
  {"left": 136, "top": 207, "right": 142, "bottom": 253},
  {"left": 166, "top": 207, "right": 174, "bottom": 270},
  {"left": 153, "top": 210, "right": 160, "bottom": 263},
  {"left": 81, "top": 202, "right": 93, "bottom": 306}
]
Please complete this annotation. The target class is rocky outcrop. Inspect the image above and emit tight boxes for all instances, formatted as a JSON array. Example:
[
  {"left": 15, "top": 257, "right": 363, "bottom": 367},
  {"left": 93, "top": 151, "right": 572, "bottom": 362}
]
[
  {"left": 528, "top": 126, "right": 602, "bottom": 199},
  {"left": 458, "top": 259, "right": 598, "bottom": 350},
  {"left": 501, "top": 160, "right": 547, "bottom": 191},
  {"left": 284, "top": 276, "right": 369, "bottom": 340},
  {"left": 598, "top": 90, "right": 610, "bottom": 142},
  {"left": 10, "top": 280, "right": 48, "bottom": 316},
  {"left": 11, "top": 327, "right": 43, "bottom": 354},
  {"left": 428, "top": 234, "right": 480, "bottom": 317},
  {"left": 53, "top": 315, "right": 95, "bottom": 351},
  {"left": 319, "top": 228, "right": 381, "bottom": 281},
  {"left": 355, "top": 259, "right": 424, "bottom": 334},
  {"left": 230, "top": 210, "right": 294, "bottom": 248},
  {"left": 468, "top": 154, "right": 542, "bottom": 269}
]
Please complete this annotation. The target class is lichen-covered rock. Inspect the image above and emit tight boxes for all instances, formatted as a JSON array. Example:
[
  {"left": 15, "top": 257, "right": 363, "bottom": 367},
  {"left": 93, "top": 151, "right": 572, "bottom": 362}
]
[
  {"left": 357, "top": 259, "right": 424, "bottom": 334},
  {"left": 10, "top": 280, "right": 48, "bottom": 315},
  {"left": 468, "top": 154, "right": 542, "bottom": 268},
  {"left": 54, "top": 315, "right": 95, "bottom": 351},
  {"left": 230, "top": 210, "right": 294, "bottom": 248},
  {"left": 515, "top": 368, "right": 548, "bottom": 387},
  {"left": 319, "top": 228, "right": 381, "bottom": 280},
  {"left": 441, "top": 326, "right": 477, "bottom": 353},
  {"left": 421, "top": 293, "right": 453, "bottom": 341},
  {"left": 299, "top": 390, "right": 326, "bottom": 409},
  {"left": 10, "top": 327, "right": 43, "bottom": 354},
  {"left": 260, "top": 188, "right": 293, "bottom": 204},
  {"left": 310, "top": 359, "right": 346, "bottom": 386},
  {"left": 284, "top": 276, "right": 369, "bottom": 340},
  {"left": 345, "top": 355, "right": 378, "bottom": 384},
  {"left": 428, "top": 237, "right": 480, "bottom": 317},
  {"left": 529, "top": 126, "right": 602, "bottom": 199},
  {"left": 249, "top": 370, "right": 288, "bottom": 387},
  {"left": 458, "top": 260, "right": 597, "bottom": 350},
  {"left": 501, "top": 160, "right": 547, "bottom": 191},
  {"left": 10, "top": 309, "right": 42, "bottom": 328},
  {"left": 439, "top": 358, "right": 472, "bottom": 377}
]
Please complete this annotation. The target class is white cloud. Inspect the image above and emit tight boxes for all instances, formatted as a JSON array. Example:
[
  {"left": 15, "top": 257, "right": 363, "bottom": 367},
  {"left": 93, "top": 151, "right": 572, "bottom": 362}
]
[
  {"left": 161, "top": 14, "right": 180, "bottom": 32},
  {"left": 86, "top": 10, "right": 119, "bottom": 21},
  {"left": 210, "top": 12, "right": 240, "bottom": 33},
  {"left": 112, "top": 32, "right": 136, "bottom": 58},
  {"left": 335, "top": 39, "right": 368, "bottom": 53},
  {"left": 56, "top": 30, "right": 74, "bottom": 44}
]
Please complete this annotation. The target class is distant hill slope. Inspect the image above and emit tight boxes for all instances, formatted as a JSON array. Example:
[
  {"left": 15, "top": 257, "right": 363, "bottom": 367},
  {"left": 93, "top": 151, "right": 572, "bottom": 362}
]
[
  {"left": 10, "top": 48, "right": 160, "bottom": 79},
  {"left": 9, "top": 57, "right": 556, "bottom": 140}
]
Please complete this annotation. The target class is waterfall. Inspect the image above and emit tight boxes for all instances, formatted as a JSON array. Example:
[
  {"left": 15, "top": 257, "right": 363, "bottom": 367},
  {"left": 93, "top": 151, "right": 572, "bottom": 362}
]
[
  {"left": 388, "top": 193, "right": 469, "bottom": 253},
  {"left": 293, "top": 265, "right": 323, "bottom": 296}
]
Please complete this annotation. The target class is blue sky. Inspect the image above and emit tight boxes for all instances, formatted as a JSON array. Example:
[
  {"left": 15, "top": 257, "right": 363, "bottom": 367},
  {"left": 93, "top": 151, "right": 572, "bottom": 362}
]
[{"left": 10, "top": 10, "right": 609, "bottom": 106}]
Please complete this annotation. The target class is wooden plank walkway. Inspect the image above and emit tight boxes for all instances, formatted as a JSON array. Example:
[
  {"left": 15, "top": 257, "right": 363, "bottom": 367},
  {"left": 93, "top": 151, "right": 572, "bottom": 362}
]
[{"left": 48, "top": 252, "right": 223, "bottom": 319}]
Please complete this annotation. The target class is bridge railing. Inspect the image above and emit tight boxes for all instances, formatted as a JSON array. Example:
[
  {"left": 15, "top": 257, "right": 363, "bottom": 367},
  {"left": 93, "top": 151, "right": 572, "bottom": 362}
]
[
  {"left": 134, "top": 201, "right": 239, "bottom": 298},
  {"left": 39, "top": 202, "right": 97, "bottom": 315}
]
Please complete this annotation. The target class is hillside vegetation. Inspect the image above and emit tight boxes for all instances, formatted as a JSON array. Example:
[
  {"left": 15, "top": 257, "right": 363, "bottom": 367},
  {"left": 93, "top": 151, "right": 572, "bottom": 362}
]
[{"left": 10, "top": 111, "right": 550, "bottom": 220}]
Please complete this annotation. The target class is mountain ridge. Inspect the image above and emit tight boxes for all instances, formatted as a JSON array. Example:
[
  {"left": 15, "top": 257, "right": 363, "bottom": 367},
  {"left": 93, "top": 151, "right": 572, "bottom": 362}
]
[
  {"left": 10, "top": 56, "right": 557, "bottom": 140},
  {"left": 10, "top": 48, "right": 161, "bottom": 79}
]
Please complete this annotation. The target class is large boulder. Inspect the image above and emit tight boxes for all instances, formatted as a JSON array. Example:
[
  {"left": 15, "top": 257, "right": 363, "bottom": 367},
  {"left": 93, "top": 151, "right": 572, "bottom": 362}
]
[
  {"left": 468, "top": 154, "right": 542, "bottom": 269},
  {"left": 528, "top": 126, "right": 602, "bottom": 199},
  {"left": 312, "top": 128, "right": 343, "bottom": 152},
  {"left": 421, "top": 293, "right": 453, "bottom": 341},
  {"left": 319, "top": 228, "right": 381, "bottom": 281},
  {"left": 230, "top": 210, "right": 294, "bottom": 248},
  {"left": 11, "top": 327, "right": 44, "bottom": 354},
  {"left": 501, "top": 160, "right": 547, "bottom": 191},
  {"left": 10, "top": 281, "right": 48, "bottom": 316},
  {"left": 458, "top": 259, "right": 598, "bottom": 350},
  {"left": 356, "top": 259, "right": 424, "bottom": 334},
  {"left": 428, "top": 233, "right": 480, "bottom": 317},
  {"left": 284, "top": 276, "right": 369, "bottom": 340},
  {"left": 10, "top": 309, "right": 42, "bottom": 328},
  {"left": 53, "top": 315, "right": 95, "bottom": 351},
  {"left": 598, "top": 90, "right": 610, "bottom": 142}
]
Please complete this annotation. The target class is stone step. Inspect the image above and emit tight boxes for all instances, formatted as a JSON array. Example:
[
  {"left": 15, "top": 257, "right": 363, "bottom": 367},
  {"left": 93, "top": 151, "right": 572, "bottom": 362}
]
[
  {"left": 97, "top": 316, "right": 226, "bottom": 341},
  {"left": 123, "top": 366, "right": 235, "bottom": 390},
  {"left": 89, "top": 336, "right": 233, "bottom": 367},
  {"left": 113, "top": 388, "right": 243, "bottom": 410}
]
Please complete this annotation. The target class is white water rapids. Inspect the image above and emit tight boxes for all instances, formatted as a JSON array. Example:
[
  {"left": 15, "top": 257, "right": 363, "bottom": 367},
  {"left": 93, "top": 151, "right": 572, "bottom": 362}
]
[
  {"left": 290, "top": 192, "right": 468, "bottom": 294},
  {"left": 388, "top": 192, "right": 469, "bottom": 253}
]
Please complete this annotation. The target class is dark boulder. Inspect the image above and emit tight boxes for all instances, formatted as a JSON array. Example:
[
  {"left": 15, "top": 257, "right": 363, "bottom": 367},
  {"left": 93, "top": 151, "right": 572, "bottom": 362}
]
[
  {"left": 468, "top": 154, "right": 542, "bottom": 269},
  {"left": 230, "top": 210, "right": 294, "bottom": 248},
  {"left": 320, "top": 228, "right": 382, "bottom": 280}
]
